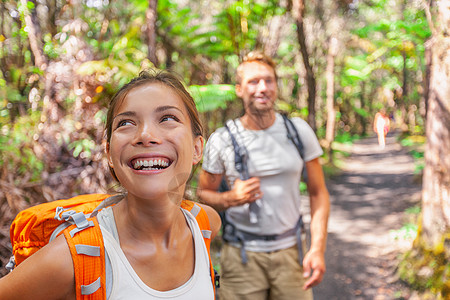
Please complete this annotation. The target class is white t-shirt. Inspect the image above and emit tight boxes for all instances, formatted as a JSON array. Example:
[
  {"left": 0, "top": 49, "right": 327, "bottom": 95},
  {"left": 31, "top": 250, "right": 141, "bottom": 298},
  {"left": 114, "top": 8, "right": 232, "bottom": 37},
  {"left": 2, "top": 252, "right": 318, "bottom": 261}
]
[
  {"left": 97, "top": 207, "right": 214, "bottom": 299},
  {"left": 202, "top": 113, "right": 323, "bottom": 252}
]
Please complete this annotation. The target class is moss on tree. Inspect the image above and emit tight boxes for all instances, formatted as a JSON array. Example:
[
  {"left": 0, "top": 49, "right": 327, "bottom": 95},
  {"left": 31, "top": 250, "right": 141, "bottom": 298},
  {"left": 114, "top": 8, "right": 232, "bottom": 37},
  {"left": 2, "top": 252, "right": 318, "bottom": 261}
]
[{"left": 398, "top": 216, "right": 450, "bottom": 299}]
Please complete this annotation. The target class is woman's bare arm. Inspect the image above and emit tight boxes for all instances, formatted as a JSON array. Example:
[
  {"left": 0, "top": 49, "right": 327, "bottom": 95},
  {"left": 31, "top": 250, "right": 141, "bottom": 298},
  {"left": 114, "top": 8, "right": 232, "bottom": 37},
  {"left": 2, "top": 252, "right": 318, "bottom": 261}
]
[{"left": 0, "top": 235, "right": 75, "bottom": 300}]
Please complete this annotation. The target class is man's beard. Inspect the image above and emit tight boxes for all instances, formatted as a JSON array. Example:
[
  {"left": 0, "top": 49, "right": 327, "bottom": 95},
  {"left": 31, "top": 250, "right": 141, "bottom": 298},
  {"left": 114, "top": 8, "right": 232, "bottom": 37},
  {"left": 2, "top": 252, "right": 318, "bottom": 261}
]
[{"left": 246, "top": 101, "right": 273, "bottom": 116}]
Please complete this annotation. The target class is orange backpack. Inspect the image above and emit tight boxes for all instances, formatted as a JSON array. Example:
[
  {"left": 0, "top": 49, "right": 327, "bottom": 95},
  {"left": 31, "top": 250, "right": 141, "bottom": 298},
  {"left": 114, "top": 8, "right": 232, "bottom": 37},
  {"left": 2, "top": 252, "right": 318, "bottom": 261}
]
[{"left": 8, "top": 193, "right": 218, "bottom": 299}]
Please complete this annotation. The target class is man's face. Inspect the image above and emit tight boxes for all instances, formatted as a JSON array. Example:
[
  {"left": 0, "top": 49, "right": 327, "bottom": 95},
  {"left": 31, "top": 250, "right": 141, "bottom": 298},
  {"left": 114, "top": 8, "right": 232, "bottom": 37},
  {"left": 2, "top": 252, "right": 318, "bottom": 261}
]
[{"left": 236, "top": 61, "right": 278, "bottom": 114}]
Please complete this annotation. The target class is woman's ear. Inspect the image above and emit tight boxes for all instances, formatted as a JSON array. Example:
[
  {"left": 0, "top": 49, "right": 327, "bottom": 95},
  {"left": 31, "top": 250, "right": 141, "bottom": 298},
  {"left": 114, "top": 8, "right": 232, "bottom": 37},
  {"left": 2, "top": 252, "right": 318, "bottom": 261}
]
[
  {"left": 192, "top": 136, "right": 204, "bottom": 165},
  {"left": 106, "top": 143, "right": 114, "bottom": 168}
]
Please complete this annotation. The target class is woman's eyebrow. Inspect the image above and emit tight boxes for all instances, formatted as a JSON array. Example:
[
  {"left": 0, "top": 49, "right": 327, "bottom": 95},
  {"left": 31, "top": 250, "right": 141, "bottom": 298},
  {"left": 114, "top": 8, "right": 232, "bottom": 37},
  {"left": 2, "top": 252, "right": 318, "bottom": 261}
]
[
  {"left": 154, "top": 105, "right": 183, "bottom": 114},
  {"left": 113, "top": 111, "right": 136, "bottom": 120},
  {"left": 113, "top": 106, "right": 184, "bottom": 121}
]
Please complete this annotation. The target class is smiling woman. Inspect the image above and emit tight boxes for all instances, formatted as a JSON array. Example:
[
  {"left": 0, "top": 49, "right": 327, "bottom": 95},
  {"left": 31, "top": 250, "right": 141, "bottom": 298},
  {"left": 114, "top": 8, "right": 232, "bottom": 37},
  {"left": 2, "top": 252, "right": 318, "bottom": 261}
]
[
  {"left": 0, "top": 70, "right": 221, "bottom": 300},
  {"left": 105, "top": 77, "right": 204, "bottom": 202},
  {"left": 105, "top": 71, "right": 204, "bottom": 182}
]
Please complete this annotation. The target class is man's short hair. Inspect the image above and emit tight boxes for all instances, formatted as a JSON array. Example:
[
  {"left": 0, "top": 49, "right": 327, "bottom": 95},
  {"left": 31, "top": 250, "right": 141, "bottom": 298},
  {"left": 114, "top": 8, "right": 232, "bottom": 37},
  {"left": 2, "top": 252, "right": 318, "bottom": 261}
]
[{"left": 236, "top": 51, "right": 278, "bottom": 84}]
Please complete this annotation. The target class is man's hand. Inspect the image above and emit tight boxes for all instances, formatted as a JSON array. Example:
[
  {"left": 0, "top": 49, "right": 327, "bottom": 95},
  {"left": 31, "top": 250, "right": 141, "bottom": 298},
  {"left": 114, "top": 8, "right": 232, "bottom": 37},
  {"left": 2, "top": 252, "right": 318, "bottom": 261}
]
[
  {"left": 227, "top": 177, "right": 263, "bottom": 207},
  {"left": 302, "top": 249, "right": 326, "bottom": 290},
  {"left": 198, "top": 172, "right": 263, "bottom": 211}
]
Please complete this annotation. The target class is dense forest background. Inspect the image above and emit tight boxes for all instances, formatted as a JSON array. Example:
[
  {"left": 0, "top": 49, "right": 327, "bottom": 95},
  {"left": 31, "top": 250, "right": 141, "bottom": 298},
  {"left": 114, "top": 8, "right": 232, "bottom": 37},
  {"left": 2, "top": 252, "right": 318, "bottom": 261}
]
[{"left": 0, "top": 0, "right": 449, "bottom": 297}]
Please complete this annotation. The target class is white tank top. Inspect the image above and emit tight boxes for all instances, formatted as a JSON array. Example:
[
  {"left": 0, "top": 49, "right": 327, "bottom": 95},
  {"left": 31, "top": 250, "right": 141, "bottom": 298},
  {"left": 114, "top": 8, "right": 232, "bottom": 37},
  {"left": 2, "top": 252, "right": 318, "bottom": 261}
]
[{"left": 98, "top": 208, "right": 214, "bottom": 299}]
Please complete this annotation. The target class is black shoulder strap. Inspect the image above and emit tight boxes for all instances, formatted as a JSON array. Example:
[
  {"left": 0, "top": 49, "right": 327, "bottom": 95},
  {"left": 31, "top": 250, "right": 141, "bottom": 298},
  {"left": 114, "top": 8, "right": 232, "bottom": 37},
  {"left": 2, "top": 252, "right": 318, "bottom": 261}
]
[
  {"left": 224, "top": 121, "right": 259, "bottom": 224},
  {"left": 281, "top": 114, "right": 308, "bottom": 181},
  {"left": 224, "top": 121, "right": 249, "bottom": 180},
  {"left": 281, "top": 114, "right": 305, "bottom": 160}
]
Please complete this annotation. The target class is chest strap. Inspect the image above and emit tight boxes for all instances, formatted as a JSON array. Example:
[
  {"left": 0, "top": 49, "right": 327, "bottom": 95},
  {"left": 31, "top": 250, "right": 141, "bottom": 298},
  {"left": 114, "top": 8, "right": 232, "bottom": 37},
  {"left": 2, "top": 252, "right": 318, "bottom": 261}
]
[{"left": 222, "top": 215, "right": 304, "bottom": 265}]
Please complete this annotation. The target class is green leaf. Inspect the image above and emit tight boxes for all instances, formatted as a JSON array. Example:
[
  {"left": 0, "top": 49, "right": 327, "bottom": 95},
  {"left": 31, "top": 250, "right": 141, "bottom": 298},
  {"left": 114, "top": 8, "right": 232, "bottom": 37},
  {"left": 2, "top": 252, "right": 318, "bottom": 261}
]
[
  {"left": 189, "top": 84, "right": 237, "bottom": 113},
  {"left": 354, "top": 107, "right": 369, "bottom": 118},
  {"left": 76, "top": 60, "right": 108, "bottom": 75},
  {"left": 26, "top": 1, "right": 35, "bottom": 10}
]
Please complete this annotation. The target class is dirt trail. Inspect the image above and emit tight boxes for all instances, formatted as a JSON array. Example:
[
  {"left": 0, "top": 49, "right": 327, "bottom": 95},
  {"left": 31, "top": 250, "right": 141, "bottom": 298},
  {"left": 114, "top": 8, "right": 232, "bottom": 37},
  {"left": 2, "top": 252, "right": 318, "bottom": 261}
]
[{"left": 310, "top": 133, "right": 422, "bottom": 300}]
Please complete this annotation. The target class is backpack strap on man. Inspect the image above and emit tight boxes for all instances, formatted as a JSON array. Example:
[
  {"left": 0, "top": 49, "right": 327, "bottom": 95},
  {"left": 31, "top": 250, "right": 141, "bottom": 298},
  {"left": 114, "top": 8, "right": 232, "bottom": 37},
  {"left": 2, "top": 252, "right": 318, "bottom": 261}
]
[
  {"left": 224, "top": 120, "right": 249, "bottom": 181},
  {"left": 224, "top": 120, "right": 260, "bottom": 223},
  {"left": 64, "top": 216, "right": 106, "bottom": 300},
  {"left": 281, "top": 113, "right": 308, "bottom": 182}
]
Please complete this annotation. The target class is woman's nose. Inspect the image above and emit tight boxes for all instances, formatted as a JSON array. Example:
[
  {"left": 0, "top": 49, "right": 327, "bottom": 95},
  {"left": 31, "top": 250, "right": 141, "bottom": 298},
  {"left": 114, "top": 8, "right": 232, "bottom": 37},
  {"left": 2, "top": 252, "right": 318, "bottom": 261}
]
[{"left": 132, "top": 124, "right": 162, "bottom": 146}]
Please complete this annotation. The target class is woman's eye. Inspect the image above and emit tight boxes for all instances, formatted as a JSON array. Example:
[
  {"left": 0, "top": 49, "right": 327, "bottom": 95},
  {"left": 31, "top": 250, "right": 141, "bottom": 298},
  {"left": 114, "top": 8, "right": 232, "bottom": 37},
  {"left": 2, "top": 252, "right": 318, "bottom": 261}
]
[
  {"left": 161, "top": 115, "right": 179, "bottom": 122},
  {"left": 117, "top": 120, "right": 134, "bottom": 127}
]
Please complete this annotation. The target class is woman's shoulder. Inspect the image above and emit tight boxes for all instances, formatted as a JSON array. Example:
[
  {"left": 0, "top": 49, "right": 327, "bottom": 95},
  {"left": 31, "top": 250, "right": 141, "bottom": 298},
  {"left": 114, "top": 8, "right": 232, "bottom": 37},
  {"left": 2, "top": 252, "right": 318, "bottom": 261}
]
[{"left": 196, "top": 203, "right": 221, "bottom": 239}]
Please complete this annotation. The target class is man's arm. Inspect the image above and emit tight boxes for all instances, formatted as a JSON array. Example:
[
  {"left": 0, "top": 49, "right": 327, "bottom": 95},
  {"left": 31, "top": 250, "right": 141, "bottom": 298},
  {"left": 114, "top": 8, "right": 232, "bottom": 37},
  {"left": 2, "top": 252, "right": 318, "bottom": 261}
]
[
  {"left": 197, "top": 170, "right": 262, "bottom": 211},
  {"left": 302, "top": 157, "right": 330, "bottom": 290}
]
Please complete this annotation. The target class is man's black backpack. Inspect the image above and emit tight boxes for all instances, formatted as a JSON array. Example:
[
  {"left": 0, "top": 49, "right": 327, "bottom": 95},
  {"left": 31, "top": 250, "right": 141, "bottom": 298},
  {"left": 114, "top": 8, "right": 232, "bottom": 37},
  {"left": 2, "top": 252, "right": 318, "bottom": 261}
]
[{"left": 219, "top": 113, "right": 307, "bottom": 192}]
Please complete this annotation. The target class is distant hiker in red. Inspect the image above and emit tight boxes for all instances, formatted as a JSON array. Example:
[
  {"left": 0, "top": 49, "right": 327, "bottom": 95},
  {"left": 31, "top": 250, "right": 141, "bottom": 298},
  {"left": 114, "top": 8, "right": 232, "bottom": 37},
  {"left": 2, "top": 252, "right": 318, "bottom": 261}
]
[
  {"left": 374, "top": 110, "right": 390, "bottom": 149},
  {"left": 0, "top": 70, "right": 221, "bottom": 300}
]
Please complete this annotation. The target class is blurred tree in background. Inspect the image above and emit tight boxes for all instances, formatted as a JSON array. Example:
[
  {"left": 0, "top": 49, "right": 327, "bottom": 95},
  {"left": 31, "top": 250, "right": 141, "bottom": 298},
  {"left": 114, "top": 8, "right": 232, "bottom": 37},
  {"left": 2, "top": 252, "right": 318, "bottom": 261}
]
[
  {"left": 398, "top": 1, "right": 450, "bottom": 298},
  {"left": 1, "top": 1, "right": 446, "bottom": 294}
]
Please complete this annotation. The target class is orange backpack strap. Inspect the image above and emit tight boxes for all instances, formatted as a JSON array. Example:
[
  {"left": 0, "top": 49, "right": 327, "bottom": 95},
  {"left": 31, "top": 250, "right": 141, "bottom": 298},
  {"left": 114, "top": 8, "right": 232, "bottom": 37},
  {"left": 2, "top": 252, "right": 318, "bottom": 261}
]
[
  {"left": 63, "top": 217, "right": 106, "bottom": 300},
  {"left": 181, "top": 200, "right": 218, "bottom": 295}
]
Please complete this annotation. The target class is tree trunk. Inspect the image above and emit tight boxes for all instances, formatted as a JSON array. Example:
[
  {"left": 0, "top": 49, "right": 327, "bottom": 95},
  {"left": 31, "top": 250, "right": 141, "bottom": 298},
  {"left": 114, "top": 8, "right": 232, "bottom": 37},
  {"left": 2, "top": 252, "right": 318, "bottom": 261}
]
[
  {"left": 47, "top": 0, "right": 59, "bottom": 37},
  {"left": 421, "top": 52, "right": 450, "bottom": 244},
  {"left": 325, "top": 37, "right": 337, "bottom": 159},
  {"left": 421, "top": 0, "right": 450, "bottom": 263},
  {"left": 293, "top": 0, "right": 317, "bottom": 131},
  {"left": 423, "top": 41, "right": 432, "bottom": 121},
  {"left": 360, "top": 81, "right": 368, "bottom": 136},
  {"left": 146, "top": 0, "right": 159, "bottom": 67},
  {"left": 401, "top": 47, "right": 409, "bottom": 129},
  {"left": 20, "top": 0, "right": 47, "bottom": 70},
  {"left": 0, "top": 1, "right": 7, "bottom": 80}
]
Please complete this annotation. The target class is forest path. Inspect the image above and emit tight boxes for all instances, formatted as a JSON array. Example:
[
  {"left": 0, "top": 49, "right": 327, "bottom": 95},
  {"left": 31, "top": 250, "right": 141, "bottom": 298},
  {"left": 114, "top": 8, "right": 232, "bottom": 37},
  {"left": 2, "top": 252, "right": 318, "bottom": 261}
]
[{"left": 311, "top": 132, "right": 422, "bottom": 300}]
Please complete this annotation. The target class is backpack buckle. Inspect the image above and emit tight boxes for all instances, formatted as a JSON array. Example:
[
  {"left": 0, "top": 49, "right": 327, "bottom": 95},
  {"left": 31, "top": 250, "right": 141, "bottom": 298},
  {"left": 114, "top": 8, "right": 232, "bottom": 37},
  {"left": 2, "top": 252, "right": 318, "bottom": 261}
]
[
  {"left": 55, "top": 206, "right": 73, "bottom": 221},
  {"left": 6, "top": 256, "right": 15, "bottom": 272},
  {"left": 55, "top": 207, "right": 90, "bottom": 229}
]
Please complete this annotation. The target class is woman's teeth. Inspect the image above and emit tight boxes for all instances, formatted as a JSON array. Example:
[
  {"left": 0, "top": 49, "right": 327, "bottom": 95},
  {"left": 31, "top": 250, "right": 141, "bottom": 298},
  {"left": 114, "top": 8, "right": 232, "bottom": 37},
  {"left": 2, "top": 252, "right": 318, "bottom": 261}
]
[{"left": 133, "top": 159, "right": 169, "bottom": 170}]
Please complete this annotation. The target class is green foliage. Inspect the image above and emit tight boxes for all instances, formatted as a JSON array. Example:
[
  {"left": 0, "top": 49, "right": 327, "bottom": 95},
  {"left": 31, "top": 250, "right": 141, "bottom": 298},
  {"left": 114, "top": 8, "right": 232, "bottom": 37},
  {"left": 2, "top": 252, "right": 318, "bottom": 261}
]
[
  {"left": 68, "top": 139, "right": 96, "bottom": 159},
  {"left": 0, "top": 113, "right": 43, "bottom": 182},
  {"left": 399, "top": 230, "right": 450, "bottom": 299},
  {"left": 405, "top": 205, "right": 421, "bottom": 215},
  {"left": 77, "top": 58, "right": 146, "bottom": 89},
  {"left": 339, "top": 2, "right": 430, "bottom": 137},
  {"left": 43, "top": 34, "right": 59, "bottom": 59},
  {"left": 410, "top": 149, "right": 424, "bottom": 160},
  {"left": 209, "top": 0, "right": 286, "bottom": 56},
  {"left": 353, "top": 107, "right": 370, "bottom": 118},
  {"left": 189, "top": 84, "right": 237, "bottom": 112},
  {"left": 344, "top": 55, "right": 372, "bottom": 81},
  {"left": 299, "top": 181, "right": 307, "bottom": 194},
  {"left": 390, "top": 223, "right": 418, "bottom": 240},
  {"left": 334, "top": 132, "right": 361, "bottom": 144},
  {"left": 398, "top": 134, "right": 426, "bottom": 175}
]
